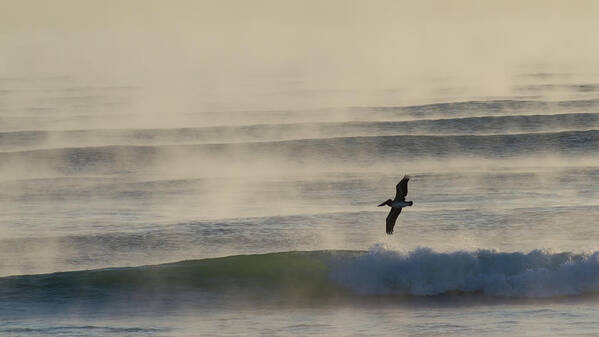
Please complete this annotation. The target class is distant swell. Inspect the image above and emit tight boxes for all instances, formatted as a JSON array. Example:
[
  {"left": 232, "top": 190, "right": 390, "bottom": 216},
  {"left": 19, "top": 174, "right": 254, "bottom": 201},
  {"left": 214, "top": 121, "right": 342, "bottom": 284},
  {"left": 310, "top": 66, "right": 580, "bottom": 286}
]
[
  {"left": 2, "top": 129, "right": 599, "bottom": 175},
  {"left": 3, "top": 247, "right": 599, "bottom": 300},
  {"left": 2, "top": 112, "right": 599, "bottom": 151},
  {"left": 363, "top": 98, "right": 599, "bottom": 117}
]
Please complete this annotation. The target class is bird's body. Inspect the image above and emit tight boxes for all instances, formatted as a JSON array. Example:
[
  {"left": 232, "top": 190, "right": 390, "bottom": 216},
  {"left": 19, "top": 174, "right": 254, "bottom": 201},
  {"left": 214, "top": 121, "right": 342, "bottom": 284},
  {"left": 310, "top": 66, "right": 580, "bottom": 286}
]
[
  {"left": 392, "top": 200, "right": 413, "bottom": 208},
  {"left": 378, "top": 175, "right": 413, "bottom": 234}
]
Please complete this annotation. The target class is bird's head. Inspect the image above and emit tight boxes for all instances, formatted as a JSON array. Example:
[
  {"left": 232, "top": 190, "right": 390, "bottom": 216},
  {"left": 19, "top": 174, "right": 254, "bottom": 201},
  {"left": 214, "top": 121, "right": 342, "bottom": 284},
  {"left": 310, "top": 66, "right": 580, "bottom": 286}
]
[{"left": 378, "top": 199, "right": 393, "bottom": 207}]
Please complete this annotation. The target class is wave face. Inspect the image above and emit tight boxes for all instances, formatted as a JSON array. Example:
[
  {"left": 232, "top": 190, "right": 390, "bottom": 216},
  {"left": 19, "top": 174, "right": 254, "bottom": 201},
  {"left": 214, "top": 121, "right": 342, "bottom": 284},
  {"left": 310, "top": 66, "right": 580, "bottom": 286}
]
[{"left": 3, "top": 248, "right": 599, "bottom": 300}]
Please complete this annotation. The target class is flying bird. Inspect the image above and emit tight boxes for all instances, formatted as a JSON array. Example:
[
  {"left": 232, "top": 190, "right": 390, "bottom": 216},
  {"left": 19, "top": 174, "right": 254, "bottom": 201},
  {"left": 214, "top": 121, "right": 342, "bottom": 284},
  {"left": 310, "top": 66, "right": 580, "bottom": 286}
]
[{"left": 378, "top": 175, "right": 413, "bottom": 234}]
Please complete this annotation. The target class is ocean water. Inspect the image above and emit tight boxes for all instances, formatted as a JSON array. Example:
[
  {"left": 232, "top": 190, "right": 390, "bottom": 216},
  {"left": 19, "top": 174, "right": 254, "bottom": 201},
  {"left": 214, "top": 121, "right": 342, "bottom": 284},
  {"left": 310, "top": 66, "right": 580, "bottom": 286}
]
[{"left": 2, "top": 71, "right": 599, "bottom": 336}]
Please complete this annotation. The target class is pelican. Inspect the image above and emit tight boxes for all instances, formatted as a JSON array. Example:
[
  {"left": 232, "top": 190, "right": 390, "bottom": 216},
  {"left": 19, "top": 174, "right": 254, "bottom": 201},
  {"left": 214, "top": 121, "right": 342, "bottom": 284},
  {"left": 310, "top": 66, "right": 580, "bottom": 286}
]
[{"left": 378, "top": 175, "right": 413, "bottom": 234}]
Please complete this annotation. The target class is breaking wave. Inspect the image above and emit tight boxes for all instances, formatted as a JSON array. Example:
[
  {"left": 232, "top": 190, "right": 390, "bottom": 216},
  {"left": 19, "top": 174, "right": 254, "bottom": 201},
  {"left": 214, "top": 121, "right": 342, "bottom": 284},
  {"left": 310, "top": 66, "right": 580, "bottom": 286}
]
[
  {"left": 331, "top": 246, "right": 599, "bottom": 297},
  {"left": 3, "top": 247, "right": 599, "bottom": 300}
]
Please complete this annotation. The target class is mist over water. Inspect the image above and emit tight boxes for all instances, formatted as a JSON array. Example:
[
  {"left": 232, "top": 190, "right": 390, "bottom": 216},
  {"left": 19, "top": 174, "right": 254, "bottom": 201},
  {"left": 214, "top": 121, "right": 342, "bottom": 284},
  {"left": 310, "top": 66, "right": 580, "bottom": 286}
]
[{"left": 3, "top": 1, "right": 599, "bottom": 336}]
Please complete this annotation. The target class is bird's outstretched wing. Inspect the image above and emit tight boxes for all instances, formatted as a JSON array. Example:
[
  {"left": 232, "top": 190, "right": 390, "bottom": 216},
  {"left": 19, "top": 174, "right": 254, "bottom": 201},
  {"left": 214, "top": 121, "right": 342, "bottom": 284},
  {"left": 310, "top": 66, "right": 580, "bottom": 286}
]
[
  {"left": 394, "top": 175, "right": 410, "bottom": 201},
  {"left": 386, "top": 207, "right": 402, "bottom": 234}
]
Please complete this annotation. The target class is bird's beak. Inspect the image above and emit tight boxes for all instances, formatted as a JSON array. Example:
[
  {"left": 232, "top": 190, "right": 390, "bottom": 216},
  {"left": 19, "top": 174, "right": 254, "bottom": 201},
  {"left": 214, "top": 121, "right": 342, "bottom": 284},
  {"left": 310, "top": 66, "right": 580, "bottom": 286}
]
[{"left": 377, "top": 201, "right": 386, "bottom": 207}]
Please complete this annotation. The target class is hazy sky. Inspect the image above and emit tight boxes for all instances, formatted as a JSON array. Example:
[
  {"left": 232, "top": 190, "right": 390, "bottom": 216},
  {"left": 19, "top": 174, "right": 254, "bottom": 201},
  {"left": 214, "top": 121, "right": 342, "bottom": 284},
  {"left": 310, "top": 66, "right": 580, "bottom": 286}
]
[{"left": 1, "top": 1, "right": 599, "bottom": 108}]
